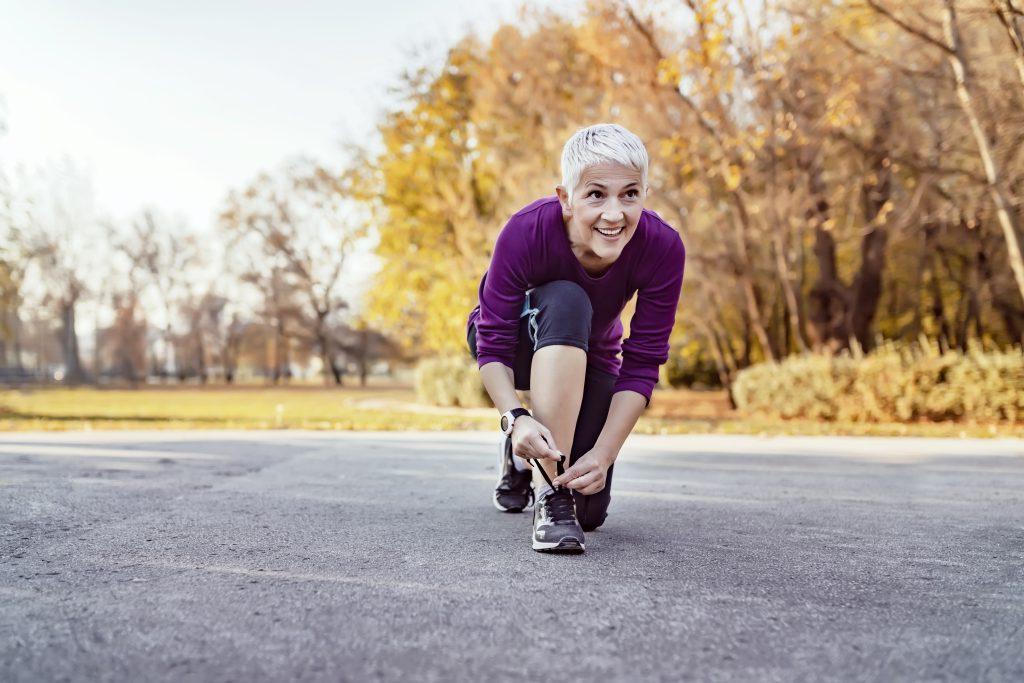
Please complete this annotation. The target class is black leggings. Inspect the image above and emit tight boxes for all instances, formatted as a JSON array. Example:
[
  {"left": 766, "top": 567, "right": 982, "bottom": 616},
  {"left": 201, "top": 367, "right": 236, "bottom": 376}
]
[{"left": 467, "top": 280, "right": 616, "bottom": 531}]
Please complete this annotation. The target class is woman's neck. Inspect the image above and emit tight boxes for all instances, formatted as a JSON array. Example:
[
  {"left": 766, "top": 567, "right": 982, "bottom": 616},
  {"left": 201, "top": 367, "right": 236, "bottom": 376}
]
[{"left": 567, "top": 227, "right": 614, "bottom": 276}]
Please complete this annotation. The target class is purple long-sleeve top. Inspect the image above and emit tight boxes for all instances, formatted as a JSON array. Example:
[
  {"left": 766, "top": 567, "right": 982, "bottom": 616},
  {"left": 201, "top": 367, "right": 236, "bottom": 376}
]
[{"left": 466, "top": 196, "right": 686, "bottom": 404}]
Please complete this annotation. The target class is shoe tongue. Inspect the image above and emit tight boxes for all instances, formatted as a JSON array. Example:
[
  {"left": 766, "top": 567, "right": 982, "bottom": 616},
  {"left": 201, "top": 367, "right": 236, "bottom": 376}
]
[
  {"left": 547, "top": 489, "right": 574, "bottom": 519},
  {"left": 535, "top": 484, "right": 554, "bottom": 503}
]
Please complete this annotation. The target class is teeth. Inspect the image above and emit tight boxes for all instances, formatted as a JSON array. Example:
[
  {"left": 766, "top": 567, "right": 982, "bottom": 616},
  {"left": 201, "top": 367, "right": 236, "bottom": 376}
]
[{"left": 596, "top": 227, "right": 624, "bottom": 236}]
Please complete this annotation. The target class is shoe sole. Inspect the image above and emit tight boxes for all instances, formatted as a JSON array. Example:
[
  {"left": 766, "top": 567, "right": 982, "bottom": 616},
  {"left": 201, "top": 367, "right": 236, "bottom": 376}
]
[
  {"left": 493, "top": 493, "right": 525, "bottom": 513},
  {"left": 532, "top": 538, "right": 585, "bottom": 553},
  {"left": 493, "top": 438, "right": 533, "bottom": 513}
]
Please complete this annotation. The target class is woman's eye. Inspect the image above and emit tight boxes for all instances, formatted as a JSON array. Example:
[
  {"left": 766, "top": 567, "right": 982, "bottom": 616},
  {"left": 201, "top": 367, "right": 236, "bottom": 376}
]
[
  {"left": 625, "top": 190, "right": 639, "bottom": 198},
  {"left": 587, "top": 190, "right": 603, "bottom": 199}
]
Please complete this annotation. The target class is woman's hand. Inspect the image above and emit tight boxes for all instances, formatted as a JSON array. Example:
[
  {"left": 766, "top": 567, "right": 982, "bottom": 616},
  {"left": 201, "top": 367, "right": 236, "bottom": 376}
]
[
  {"left": 510, "top": 416, "right": 563, "bottom": 462},
  {"left": 553, "top": 448, "right": 613, "bottom": 495}
]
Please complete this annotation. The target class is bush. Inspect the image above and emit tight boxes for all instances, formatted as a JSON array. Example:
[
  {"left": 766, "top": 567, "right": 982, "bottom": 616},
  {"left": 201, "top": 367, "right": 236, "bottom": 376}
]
[
  {"left": 665, "top": 340, "right": 722, "bottom": 388},
  {"left": 414, "top": 356, "right": 490, "bottom": 408},
  {"left": 733, "top": 339, "right": 1024, "bottom": 423}
]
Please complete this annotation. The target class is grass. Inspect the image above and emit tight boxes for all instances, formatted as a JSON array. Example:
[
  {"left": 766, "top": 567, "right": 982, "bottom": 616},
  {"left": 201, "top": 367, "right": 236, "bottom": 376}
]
[{"left": 1, "top": 383, "right": 1022, "bottom": 438}]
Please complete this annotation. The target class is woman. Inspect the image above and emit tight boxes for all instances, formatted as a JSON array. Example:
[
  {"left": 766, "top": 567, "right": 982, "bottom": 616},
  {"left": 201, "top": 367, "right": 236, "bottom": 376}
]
[{"left": 466, "top": 123, "right": 685, "bottom": 553}]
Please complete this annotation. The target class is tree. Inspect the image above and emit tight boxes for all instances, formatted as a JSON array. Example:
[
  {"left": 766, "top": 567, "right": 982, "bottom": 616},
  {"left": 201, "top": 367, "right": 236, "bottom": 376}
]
[
  {"left": 360, "top": 14, "right": 620, "bottom": 353},
  {"left": 0, "top": 170, "right": 28, "bottom": 369},
  {"left": 220, "top": 159, "right": 366, "bottom": 385},
  {"left": 20, "top": 163, "right": 102, "bottom": 383},
  {"left": 863, "top": 0, "right": 1024, "bottom": 311},
  {"left": 115, "top": 209, "right": 205, "bottom": 379}
]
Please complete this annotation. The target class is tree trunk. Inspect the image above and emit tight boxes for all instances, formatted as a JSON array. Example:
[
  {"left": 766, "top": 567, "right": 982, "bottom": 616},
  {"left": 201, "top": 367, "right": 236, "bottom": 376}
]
[
  {"left": 944, "top": 0, "right": 1024, "bottom": 306},
  {"left": 850, "top": 109, "right": 894, "bottom": 351},
  {"left": 314, "top": 312, "right": 343, "bottom": 386},
  {"left": 992, "top": 0, "right": 1024, "bottom": 91},
  {"left": 195, "top": 319, "right": 207, "bottom": 384},
  {"left": 926, "top": 254, "right": 952, "bottom": 351},
  {"left": 801, "top": 149, "right": 849, "bottom": 352},
  {"left": 273, "top": 318, "right": 289, "bottom": 384},
  {"left": 320, "top": 343, "right": 335, "bottom": 385},
  {"left": 727, "top": 197, "right": 776, "bottom": 362},
  {"left": 975, "top": 229, "right": 1024, "bottom": 344},
  {"left": 162, "top": 328, "right": 174, "bottom": 382},
  {"left": 60, "top": 297, "right": 85, "bottom": 384},
  {"left": 221, "top": 340, "right": 234, "bottom": 385},
  {"left": 695, "top": 320, "right": 732, "bottom": 390},
  {"left": 965, "top": 227, "right": 987, "bottom": 344},
  {"left": 92, "top": 320, "right": 102, "bottom": 382},
  {"left": 771, "top": 227, "right": 807, "bottom": 353},
  {"left": 358, "top": 329, "right": 369, "bottom": 388},
  {"left": 13, "top": 313, "right": 24, "bottom": 371}
]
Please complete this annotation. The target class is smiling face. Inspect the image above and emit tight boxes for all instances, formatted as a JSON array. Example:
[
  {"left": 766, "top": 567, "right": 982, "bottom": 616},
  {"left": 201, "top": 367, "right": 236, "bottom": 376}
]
[{"left": 556, "top": 161, "right": 646, "bottom": 272}]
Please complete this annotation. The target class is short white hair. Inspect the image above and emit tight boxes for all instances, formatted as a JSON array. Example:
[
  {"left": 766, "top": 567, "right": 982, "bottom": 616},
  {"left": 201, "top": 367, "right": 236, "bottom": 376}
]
[{"left": 560, "top": 123, "right": 649, "bottom": 202}]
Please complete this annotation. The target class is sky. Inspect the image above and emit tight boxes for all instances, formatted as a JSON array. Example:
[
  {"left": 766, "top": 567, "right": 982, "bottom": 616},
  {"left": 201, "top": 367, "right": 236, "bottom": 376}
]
[
  {"left": 0, "top": 0, "right": 582, "bottom": 338},
  {"left": 0, "top": 0, "right": 576, "bottom": 232}
]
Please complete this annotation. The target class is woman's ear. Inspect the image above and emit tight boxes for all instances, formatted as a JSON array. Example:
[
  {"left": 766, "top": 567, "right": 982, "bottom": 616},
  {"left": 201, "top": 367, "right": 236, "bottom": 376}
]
[{"left": 555, "top": 185, "right": 572, "bottom": 216}]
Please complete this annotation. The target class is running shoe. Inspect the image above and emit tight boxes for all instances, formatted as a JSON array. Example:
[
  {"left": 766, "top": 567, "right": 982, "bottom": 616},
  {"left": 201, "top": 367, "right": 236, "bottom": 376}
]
[
  {"left": 531, "top": 486, "right": 585, "bottom": 553},
  {"left": 493, "top": 437, "right": 533, "bottom": 513}
]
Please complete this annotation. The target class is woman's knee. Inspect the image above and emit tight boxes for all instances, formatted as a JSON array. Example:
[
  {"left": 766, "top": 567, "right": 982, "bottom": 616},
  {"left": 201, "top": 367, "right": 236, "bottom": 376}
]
[
  {"left": 581, "top": 509, "right": 602, "bottom": 532},
  {"left": 535, "top": 280, "right": 591, "bottom": 316},
  {"left": 573, "top": 491, "right": 610, "bottom": 531},
  {"left": 531, "top": 280, "right": 592, "bottom": 348}
]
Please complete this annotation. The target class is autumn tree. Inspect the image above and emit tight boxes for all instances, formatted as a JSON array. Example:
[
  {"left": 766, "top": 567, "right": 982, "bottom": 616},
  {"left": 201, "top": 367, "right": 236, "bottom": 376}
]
[
  {"left": 220, "top": 159, "right": 366, "bottom": 384},
  {"left": 855, "top": 0, "right": 1024, "bottom": 313},
  {"left": 19, "top": 163, "right": 102, "bottom": 383},
  {"left": 0, "top": 170, "right": 28, "bottom": 370},
  {"left": 360, "top": 13, "right": 623, "bottom": 354}
]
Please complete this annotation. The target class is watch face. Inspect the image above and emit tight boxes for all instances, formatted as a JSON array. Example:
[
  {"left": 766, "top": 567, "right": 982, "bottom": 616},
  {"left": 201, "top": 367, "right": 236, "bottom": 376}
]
[{"left": 501, "top": 415, "right": 510, "bottom": 432}]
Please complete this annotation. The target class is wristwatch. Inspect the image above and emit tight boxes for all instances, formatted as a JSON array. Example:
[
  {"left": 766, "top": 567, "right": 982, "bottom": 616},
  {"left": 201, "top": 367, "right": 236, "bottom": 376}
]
[{"left": 500, "top": 408, "right": 531, "bottom": 436}]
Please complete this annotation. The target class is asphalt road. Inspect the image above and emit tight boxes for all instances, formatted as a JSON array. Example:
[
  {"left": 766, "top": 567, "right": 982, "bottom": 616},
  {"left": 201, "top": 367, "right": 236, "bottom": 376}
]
[{"left": 2, "top": 431, "right": 1023, "bottom": 682}]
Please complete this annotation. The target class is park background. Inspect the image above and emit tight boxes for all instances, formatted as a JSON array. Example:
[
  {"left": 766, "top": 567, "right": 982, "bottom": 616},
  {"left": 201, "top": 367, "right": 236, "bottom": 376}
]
[{"left": 1, "top": 0, "right": 1022, "bottom": 437}]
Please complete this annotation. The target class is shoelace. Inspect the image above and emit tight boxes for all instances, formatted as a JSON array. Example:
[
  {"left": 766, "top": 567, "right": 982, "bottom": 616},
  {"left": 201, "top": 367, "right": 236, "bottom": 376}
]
[
  {"left": 530, "top": 453, "right": 564, "bottom": 491},
  {"left": 512, "top": 435, "right": 570, "bottom": 512},
  {"left": 530, "top": 452, "right": 578, "bottom": 523},
  {"left": 540, "top": 487, "right": 577, "bottom": 524},
  {"left": 529, "top": 433, "right": 565, "bottom": 485}
]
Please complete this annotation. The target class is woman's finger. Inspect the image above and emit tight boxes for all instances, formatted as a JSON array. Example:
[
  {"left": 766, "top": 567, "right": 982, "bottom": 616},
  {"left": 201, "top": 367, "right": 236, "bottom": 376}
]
[
  {"left": 553, "top": 460, "right": 586, "bottom": 486},
  {"left": 528, "top": 433, "right": 551, "bottom": 460},
  {"left": 565, "top": 469, "right": 600, "bottom": 491},
  {"left": 537, "top": 431, "right": 560, "bottom": 460},
  {"left": 534, "top": 433, "right": 560, "bottom": 460},
  {"left": 540, "top": 428, "right": 560, "bottom": 458}
]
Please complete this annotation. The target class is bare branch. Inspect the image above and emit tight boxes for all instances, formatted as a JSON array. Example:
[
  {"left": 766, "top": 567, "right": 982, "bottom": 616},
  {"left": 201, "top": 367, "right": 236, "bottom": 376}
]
[
  {"left": 863, "top": 0, "right": 955, "bottom": 54},
  {"left": 830, "top": 29, "right": 944, "bottom": 79},
  {"left": 620, "top": 2, "right": 730, "bottom": 152}
]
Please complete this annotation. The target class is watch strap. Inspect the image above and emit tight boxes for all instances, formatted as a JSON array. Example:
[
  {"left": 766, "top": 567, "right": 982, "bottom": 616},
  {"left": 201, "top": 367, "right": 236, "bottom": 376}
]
[{"left": 501, "top": 408, "right": 531, "bottom": 435}]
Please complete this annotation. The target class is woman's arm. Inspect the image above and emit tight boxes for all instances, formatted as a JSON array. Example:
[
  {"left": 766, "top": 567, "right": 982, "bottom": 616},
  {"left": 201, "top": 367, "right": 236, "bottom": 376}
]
[
  {"left": 553, "top": 230, "right": 685, "bottom": 494},
  {"left": 479, "top": 361, "right": 562, "bottom": 461},
  {"left": 479, "top": 361, "right": 522, "bottom": 415},
  {"left": 593, "top": 390, "right": 647, "bottom": 462},
  {"left": 552, "top": 389, "right": 646, "bottom": 495}
]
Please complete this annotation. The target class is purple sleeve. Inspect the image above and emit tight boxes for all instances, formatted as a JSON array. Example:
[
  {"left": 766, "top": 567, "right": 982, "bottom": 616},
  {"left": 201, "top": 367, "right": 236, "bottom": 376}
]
[
  {"left": 614, "top": 232, "right": 686, "bottom": 405},
  {"left": 475, "top": 223, "right": 530, "bottom": 369}
]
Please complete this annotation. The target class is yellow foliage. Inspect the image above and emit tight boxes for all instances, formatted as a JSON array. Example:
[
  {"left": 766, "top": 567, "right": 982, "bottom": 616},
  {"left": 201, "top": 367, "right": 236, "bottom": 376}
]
[
  {"left": 415, "top": 355, "right": 489, "bottom": 407},
  {"left": 352, "top": 0, "right": 1023, "bottom": 371},
  {"left": 657, "top": 57, "right": 682, "bottom": 86},
  {"left": 733, "top": 342, "right": 1024, "bottom": 423},
  {"left": 360, "top": 15, "right": 620, "bottom": 355},
  {"left": 723, "top": 164, "right": 742, "bottom": 191}
]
